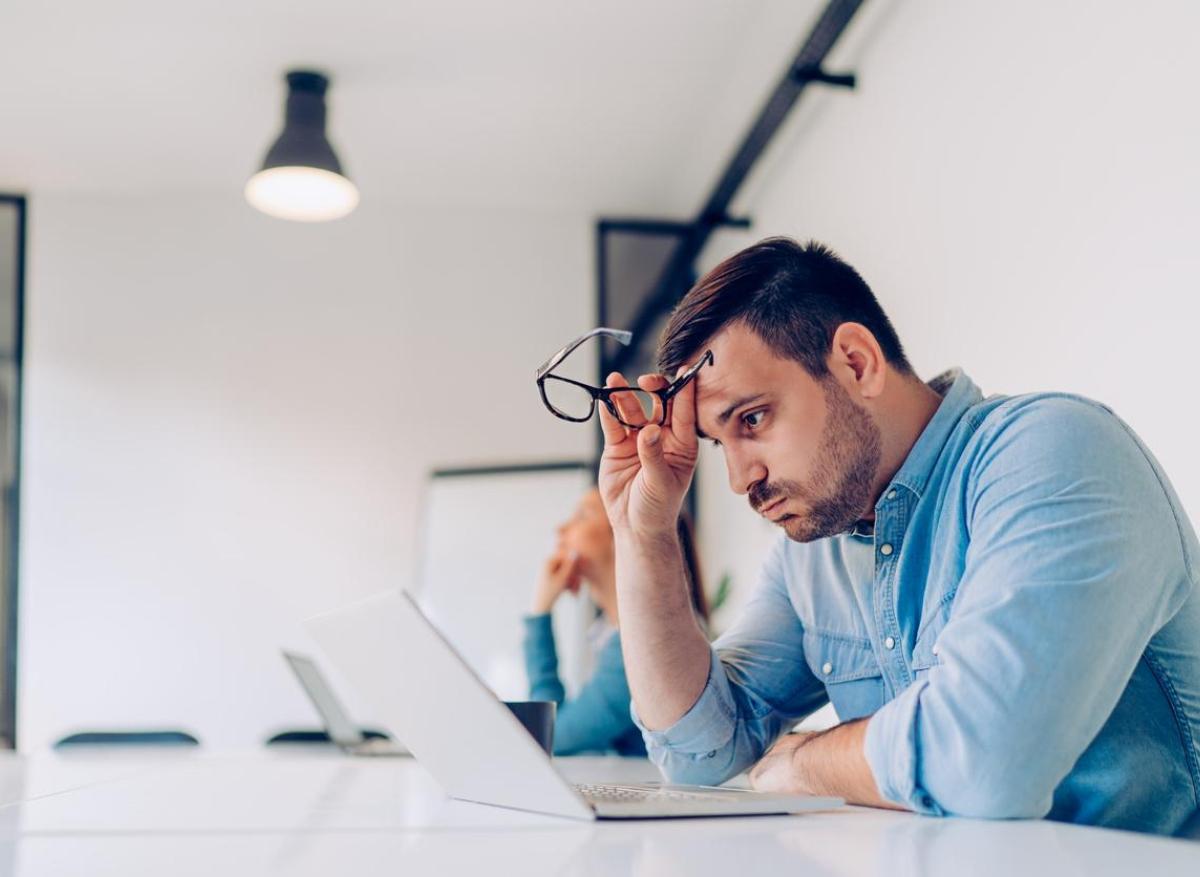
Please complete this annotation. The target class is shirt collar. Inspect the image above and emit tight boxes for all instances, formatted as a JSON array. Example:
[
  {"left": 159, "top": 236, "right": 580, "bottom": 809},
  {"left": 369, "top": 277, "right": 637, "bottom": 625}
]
[{"left": 885, "top": 368, "right": 982, "bottom": 501}]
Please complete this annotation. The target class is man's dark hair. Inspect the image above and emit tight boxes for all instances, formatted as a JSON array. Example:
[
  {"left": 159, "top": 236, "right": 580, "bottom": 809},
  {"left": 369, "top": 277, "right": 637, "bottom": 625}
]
[{"left": 657, "top": 237, "right": 913, "bottom": 379}]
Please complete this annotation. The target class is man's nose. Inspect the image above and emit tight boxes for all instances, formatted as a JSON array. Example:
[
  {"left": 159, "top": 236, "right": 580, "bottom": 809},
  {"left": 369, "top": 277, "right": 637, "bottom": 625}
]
[{"left": 725, "top": 449, "right": 766, "bottom": 496}]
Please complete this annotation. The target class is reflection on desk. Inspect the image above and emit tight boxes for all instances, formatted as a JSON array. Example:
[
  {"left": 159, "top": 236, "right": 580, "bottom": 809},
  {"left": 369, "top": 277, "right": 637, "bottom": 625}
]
[{"left": 0, "top": 750, "right": 1195, "bottom": 876}]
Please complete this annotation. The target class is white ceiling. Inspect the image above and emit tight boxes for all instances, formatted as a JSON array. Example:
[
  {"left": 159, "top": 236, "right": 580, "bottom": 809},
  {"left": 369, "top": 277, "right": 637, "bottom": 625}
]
[{"left": 0, "top": 0, "right": 849, "bottom": 215}]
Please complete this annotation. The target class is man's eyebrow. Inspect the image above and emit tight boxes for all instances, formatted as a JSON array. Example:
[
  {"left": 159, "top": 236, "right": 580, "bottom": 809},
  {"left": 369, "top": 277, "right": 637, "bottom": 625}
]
[
  {"left": 697, "top": 394, "right": 767, "bottom": 440},
  {"left": 719, "top": 394, "right": 767, "bottom": 424}
]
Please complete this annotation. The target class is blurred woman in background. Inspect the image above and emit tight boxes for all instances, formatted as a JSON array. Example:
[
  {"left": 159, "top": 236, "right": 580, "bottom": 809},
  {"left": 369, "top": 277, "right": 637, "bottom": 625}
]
[{"left": 523, "top": 487, "right": 707, "bottom": 755}]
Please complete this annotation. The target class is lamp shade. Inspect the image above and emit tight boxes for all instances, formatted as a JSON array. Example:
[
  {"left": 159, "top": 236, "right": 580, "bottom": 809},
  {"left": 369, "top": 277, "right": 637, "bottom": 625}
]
[{"left": 245, "top": 70, "right": 359, "bottom": 222}]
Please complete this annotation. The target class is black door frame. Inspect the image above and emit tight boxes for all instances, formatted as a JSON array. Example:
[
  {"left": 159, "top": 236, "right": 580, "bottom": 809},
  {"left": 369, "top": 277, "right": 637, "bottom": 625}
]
[{"left": 0, "top": 194, "right": 27, "bottom": 750}]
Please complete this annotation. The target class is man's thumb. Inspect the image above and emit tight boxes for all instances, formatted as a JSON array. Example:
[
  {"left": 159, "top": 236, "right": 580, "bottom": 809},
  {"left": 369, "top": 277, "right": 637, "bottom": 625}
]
[{"left": 638, "top": 425, "right": 665, "bottom": 468}]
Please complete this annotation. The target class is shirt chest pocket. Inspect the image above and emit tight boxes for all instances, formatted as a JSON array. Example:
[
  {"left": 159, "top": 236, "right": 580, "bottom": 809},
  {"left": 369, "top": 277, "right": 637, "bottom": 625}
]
[{"left": 802, "top": 631, "right": 885, "bottom": 722}]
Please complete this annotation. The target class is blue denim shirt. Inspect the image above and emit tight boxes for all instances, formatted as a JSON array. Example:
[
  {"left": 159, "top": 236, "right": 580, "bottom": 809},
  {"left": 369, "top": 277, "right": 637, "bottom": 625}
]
[{"left": 637, "top": 370, "right": 1200, "bottom": 835}]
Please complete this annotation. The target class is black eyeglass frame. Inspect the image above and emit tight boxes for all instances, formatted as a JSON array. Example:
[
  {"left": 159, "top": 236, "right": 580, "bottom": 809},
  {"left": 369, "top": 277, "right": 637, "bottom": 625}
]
[{"left": 536, "top": 327, "right": 713, "bottom": 429}]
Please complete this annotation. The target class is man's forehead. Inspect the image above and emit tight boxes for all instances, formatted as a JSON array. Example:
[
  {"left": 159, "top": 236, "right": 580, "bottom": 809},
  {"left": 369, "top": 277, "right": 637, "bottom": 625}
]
[
  {"left": 693, "top": 355, "right": 765, "bottom": 436},
  {"left": 695, "top": 364, "right": 739, "bottom": 407},
  {"left": 694, "top": 326, "right": 771, "bottom": 400},
  {"left": 689, "top": 324, "right": 812, "bottom": 434}
]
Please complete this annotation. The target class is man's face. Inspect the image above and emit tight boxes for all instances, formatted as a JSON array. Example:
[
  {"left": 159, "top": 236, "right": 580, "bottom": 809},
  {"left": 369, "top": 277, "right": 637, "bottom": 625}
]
[{"left": 693, "top": 322, "right": 882, "bottom": 542}]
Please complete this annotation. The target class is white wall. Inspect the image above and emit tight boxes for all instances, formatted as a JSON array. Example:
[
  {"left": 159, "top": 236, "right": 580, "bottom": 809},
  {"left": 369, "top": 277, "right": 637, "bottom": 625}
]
[
  {"left": 696, "top": 0, "right": 1200, "bottom": 626},
  {"left": 18, "top": 194, "right": 593, "bottom": 750},
  {"left": 21, "top": 2, "right": 1200, "bottom": 748}
]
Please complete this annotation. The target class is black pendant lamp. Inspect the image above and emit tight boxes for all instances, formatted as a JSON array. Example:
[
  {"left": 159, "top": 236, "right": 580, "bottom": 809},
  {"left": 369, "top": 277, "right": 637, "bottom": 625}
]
[{"left": 245, "top": 70, "right": 359, "bottom": 222}]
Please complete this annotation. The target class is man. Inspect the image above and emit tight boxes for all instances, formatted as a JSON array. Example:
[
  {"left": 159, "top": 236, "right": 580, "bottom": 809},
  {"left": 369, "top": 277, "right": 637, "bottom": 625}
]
[{"left": 597, "top": 237, "right": 1200, "bottom": 835}]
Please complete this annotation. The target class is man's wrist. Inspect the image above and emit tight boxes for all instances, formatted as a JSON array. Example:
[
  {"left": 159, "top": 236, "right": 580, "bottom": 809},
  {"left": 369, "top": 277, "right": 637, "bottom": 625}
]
[
  {"left": 787, "top": 732, "right": 821, "bottom": 794},
  {"left": 613, "top": 525, "right": 679, "bottom": 552}
]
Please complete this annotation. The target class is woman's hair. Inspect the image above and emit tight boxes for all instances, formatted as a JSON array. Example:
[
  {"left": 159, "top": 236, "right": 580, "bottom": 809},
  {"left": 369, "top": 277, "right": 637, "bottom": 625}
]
[{"left": 676, "top": 512, "right": 709, "bottom": 623}]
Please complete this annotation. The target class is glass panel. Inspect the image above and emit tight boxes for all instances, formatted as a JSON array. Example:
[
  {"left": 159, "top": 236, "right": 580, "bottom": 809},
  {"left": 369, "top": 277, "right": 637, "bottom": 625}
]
[
  {"left": 0, "top": 204, "right": 13, "bottom": 357},
  {"left": 600, "top": 229, "right": 679, "bottom": 369},
  {"left": 542, "top": 376, "right": 595, "bottom": 420}
]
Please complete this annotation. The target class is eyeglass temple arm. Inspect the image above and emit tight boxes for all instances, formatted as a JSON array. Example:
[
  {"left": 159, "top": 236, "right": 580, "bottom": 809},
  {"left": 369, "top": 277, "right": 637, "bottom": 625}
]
[
  {"left": 661, "top": 350, "right": 714, "bottom": 400},
  {"left": 537, "top": 327, "right": 633, "bottom": 377}
]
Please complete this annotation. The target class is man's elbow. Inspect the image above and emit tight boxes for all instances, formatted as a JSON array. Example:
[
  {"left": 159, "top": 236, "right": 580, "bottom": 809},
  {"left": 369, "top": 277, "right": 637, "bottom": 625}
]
[
  {"left": 649, "top": 745, "right": 744, "bottom": 788},
  {"left": 922, "top": 769, "right": 1054, "bottom": 820}
]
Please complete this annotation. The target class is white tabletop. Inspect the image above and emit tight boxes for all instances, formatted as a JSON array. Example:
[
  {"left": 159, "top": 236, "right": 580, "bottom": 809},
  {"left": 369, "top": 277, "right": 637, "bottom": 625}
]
[{"left": 0, "top": 749, "right": 1195, "bottom": 876}]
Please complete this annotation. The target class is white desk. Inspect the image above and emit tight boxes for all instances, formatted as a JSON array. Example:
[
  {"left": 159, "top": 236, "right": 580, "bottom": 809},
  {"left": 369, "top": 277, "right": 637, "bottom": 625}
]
[{"left": 0, "top": 750, "right": 1195, "bottom": 876}]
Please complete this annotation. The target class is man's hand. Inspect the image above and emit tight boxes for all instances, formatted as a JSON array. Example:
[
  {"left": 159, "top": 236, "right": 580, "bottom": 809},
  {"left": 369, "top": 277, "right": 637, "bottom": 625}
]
[
  {"left": 596, "top": 364, "right": 712, "bottom": 732},
  {"left": 747, "top": 720, "right": 907, "bottom": 810},
  {"left": 748, "top": 733, "right": 818, "bottom": 794},
  {"left": 597, "top": 369, "right": 699, "bottom": 537},
  {"left": 530, "top": 549, "right": 581, "bottom": 615}
]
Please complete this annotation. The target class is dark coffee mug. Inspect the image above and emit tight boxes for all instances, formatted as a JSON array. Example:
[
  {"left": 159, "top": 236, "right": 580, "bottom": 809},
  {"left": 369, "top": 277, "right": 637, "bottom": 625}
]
[{"left": 503, "top": 700, "right": 556, "bottom": 754}]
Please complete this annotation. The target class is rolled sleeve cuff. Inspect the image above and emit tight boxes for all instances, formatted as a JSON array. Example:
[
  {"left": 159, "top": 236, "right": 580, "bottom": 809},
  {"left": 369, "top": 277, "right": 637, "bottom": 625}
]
[
  {"left": 864, "top": 678, "right": 944, "bottom": 816},
  {"left": 522, "top": 613, "right": 554, "bottom": 638},
  {"left": 632, "top": 649, "right": 736, "bottom": 755}
]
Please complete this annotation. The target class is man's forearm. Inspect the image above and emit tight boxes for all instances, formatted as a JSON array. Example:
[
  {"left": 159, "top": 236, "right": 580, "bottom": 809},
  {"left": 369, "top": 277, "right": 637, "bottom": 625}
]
[
  {"left": 793, "top": 720, "right": 900, "bottom": 807},
  {"left": 751, "top": 718, "right": 906, "bottom": 810},
  {"left": 614, "top": 529, "right": 711, "bottom": 730}
]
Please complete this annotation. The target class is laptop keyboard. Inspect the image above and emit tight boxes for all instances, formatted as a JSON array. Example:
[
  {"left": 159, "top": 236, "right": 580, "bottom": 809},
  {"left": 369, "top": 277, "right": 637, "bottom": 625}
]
[{"left": 574, "top": 783, "right": 732, "bottom": 804}]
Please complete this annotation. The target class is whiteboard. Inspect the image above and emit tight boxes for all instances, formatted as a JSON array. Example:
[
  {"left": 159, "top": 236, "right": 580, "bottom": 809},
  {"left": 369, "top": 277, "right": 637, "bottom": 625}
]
[{"left": 414, "top": 463, "right": 595, "bottom": 701}]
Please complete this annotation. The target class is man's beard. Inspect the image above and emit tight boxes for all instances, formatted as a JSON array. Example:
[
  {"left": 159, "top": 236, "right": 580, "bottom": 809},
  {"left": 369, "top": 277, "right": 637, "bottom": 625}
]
[{"left": 749, "top": 377, "right": 883, "bottom": 543}]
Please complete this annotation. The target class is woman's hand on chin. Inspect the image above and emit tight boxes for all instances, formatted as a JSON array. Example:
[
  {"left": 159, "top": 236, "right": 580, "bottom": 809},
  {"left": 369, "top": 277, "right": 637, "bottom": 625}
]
[{"left": 532, "top": 549, "right": 581, "bottom": 614}]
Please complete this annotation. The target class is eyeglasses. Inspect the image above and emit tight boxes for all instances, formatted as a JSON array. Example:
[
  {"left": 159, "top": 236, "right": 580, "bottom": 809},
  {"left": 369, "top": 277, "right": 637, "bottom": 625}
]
[{"left": 536, "top": 327, "right": 713, "bottom": 428}]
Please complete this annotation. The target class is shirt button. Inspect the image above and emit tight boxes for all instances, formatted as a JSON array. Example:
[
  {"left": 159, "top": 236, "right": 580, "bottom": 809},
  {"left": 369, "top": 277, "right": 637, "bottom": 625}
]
[
  {"left": 886, "top": 490, "right": 897, "bottom": 501},
  {"left": 884, "top": 636, "right": 896, "bottom": 650},
  {"left": 822, "top": 662, "right": 833, "bottom": 676},
  {"left": 880, "top": 543, "right": 894, "bottom": 556}
]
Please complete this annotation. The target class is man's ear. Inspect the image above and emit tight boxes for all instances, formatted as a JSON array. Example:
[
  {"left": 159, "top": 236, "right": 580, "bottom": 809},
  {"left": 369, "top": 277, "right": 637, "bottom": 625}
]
[{"left": 829, "top": 323, "right": 887, "bottom": 400}]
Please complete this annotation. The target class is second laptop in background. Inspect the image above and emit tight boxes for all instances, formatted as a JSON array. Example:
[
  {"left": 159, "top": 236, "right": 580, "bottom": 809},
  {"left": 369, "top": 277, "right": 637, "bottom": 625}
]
[{"left": 282, "top": 651, "right": 410, "bottom": 757}]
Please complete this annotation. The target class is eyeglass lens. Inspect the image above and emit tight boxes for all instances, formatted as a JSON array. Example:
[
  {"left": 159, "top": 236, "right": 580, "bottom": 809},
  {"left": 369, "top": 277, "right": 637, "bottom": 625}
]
[
  {"left": 541, "top": 377, "right": 596, "bottom": 420},
  {"left": 605, "top": 388, "right": 663, "bottom": 427}
]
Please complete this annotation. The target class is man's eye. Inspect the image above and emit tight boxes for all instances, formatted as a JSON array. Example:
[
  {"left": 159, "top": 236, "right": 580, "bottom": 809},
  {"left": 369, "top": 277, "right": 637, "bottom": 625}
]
[{"left": 742, "top": 409, "right": 767, "bottom": 429}]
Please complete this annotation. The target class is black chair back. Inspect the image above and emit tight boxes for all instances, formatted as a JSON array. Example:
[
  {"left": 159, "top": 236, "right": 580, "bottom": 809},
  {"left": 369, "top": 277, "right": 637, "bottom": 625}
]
[
  {"left": 264, "top": 728, "right": 390, "bottom": 745},
  {"left": 54, "top": 730, "right": 199, "bottom": 748}
]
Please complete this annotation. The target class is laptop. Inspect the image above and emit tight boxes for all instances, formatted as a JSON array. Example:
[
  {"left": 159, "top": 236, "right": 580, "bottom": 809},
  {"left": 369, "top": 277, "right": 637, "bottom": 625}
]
[
  {"left": 281, "top": 651, "right": 409, "bottom": 757},
  {"left": 305, "top": 590, "right": 843, "bottom": 819}
]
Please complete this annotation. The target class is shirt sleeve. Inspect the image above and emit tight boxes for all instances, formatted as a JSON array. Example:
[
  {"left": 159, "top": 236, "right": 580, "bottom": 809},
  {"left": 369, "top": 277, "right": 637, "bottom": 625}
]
[
  {"left": 551, "top": 632, "right": 642, "bottom": 755},
  {"left": 634, "top": 537, "right": 829, "bottom": 786},
  {"left": 523, "top": 614, "right": 642, "bottom": 755},
  {"left": 865, "top": 397, "right": 1195, "bottom": 818},
  {"left": 522, "top": 613, "right": 567, "bottom": 705}
]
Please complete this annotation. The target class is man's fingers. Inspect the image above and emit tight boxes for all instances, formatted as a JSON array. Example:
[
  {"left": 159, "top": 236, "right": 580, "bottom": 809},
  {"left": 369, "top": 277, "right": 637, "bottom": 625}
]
[
  {"left": 636, "top": 424, "right": 667, "bottom": 480},
  {"left": 669, "top": 363, "right": 699, "bottom": 438},
  {"left": 637, "top": 373, "right": 668, "bottom": 424},
  {"left": 607, "top": 372, "right": 649, "bottom": 430},
  {"left": 597, "top": 374, "right": 630, "bottom": 446}
]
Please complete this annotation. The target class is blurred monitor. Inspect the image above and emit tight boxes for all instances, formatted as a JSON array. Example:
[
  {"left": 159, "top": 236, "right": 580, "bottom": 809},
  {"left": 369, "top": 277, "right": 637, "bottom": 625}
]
[{"left": 415, "top": 462, "right": 595, "bottom": 701}]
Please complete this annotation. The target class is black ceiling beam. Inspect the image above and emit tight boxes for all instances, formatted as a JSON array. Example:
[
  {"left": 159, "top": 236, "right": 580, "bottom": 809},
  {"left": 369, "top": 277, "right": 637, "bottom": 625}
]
[
  {"left": 599, "top": 216, "right": 752, "bottom": 236},
  {"left": 610, "top": 0, "right": 864, "bottom": 375}
]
